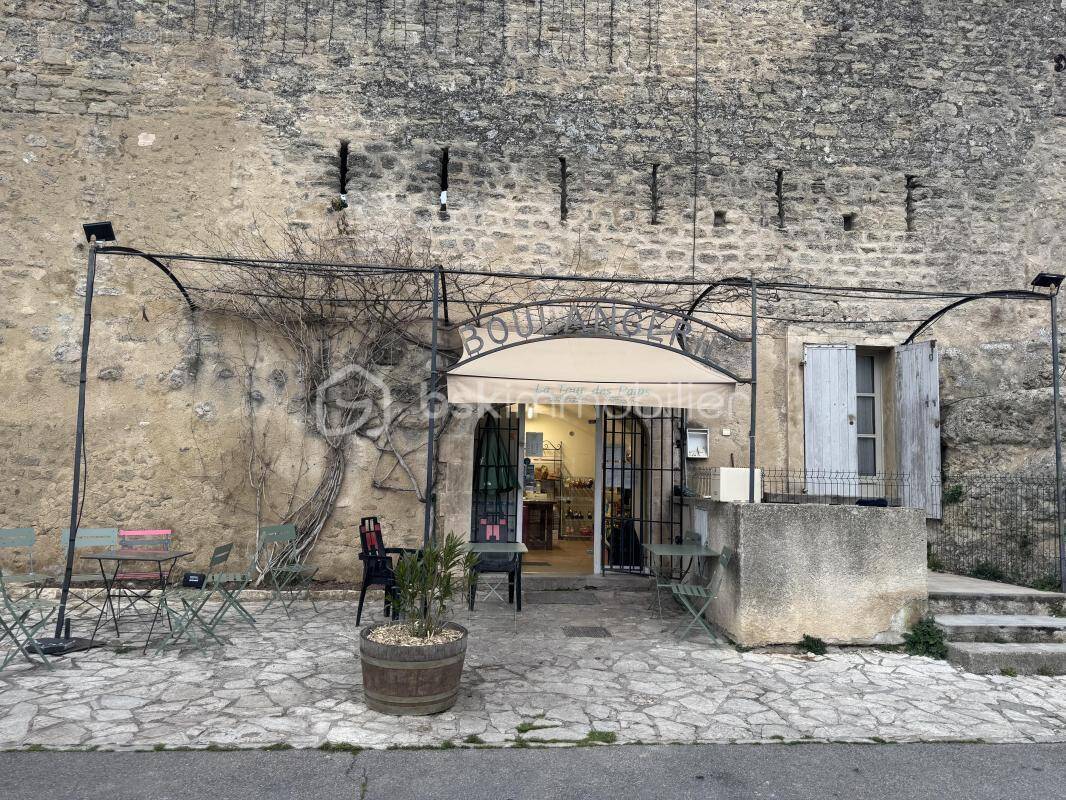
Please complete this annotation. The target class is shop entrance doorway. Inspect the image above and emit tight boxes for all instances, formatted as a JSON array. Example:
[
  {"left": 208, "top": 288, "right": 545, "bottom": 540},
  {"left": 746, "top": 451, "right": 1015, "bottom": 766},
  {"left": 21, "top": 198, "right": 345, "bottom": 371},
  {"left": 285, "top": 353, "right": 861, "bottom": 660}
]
[
  {"left": 469, "top": 404, "right": 684, "bottom": 577},
  {"left": 521, "top": 404, "right": 598, "bottom": 575},
  {"left": 600, "top": 407, "right": 684, "bottom": 574}
]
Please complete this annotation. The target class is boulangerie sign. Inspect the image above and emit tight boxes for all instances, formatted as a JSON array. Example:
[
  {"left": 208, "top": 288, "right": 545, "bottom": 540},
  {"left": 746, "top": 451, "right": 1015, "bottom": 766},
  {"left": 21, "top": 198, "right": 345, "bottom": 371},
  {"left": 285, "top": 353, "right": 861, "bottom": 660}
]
[{"left": 456, "top": 301, "right": 731, "bottom": 367}]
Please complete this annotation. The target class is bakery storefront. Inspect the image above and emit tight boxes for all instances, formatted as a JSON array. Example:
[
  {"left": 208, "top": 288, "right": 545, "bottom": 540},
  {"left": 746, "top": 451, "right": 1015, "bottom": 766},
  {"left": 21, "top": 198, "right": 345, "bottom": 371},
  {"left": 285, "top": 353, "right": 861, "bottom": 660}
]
[{"left": 441, "top": 300, "right": 747, "bottom": 577}]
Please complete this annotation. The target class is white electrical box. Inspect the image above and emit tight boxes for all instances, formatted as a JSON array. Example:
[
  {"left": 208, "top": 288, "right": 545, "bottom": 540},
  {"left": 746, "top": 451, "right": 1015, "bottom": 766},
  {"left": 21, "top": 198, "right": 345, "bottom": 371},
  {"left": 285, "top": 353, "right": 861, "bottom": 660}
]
[
  {"left": 686, "top": 428, "right": 710, "bottom": 459},
  {"left": 705, "top": 467, "right": 762, "bottom": 503}
]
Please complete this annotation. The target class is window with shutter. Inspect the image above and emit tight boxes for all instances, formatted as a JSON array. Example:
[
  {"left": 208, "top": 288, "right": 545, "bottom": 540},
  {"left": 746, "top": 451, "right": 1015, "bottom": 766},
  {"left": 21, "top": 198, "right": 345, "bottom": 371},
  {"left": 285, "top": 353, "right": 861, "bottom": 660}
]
[
  {"left": 803, "top": 344, "right": 858, "bottom": 494},
  {"left": 855, "top": 350, "right": 885, "bottom": 477},
  {"left": 895, "top": 340, "right": 942, "bottom": 518}
]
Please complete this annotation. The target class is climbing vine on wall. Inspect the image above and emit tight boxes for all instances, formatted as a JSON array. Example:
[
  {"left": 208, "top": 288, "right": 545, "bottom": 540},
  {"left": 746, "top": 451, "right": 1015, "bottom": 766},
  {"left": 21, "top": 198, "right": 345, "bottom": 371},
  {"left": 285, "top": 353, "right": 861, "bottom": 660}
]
[{"left": 188, "top": 219, "right": 446, "bottom": 580}]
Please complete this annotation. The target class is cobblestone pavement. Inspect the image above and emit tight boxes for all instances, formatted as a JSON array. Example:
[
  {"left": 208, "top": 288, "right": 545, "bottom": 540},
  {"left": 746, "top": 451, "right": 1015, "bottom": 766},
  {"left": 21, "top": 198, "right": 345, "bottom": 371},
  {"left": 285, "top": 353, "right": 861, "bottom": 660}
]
[{"left": 2, "top": 590, "right": 1066, "bottom": 751}]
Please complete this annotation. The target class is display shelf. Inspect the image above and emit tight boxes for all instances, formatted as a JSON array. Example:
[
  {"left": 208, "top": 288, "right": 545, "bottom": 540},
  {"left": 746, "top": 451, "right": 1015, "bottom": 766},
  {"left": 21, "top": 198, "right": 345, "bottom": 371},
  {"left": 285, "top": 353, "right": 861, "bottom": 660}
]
[
  {"left": 560, "top": 476, "right": 595, "bottom": 539},
  {"left": 527, "top": 440, "right": 564, "bottom": 540}
]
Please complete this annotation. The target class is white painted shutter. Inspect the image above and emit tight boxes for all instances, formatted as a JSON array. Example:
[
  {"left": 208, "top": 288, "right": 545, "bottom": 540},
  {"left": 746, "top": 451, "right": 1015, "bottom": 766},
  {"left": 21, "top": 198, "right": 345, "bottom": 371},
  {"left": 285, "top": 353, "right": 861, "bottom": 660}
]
[
  {"left": 803, "top": 344, "right": 858, "bottom": 495},
  {"left": 896, "top": 340, "right": 942, "bottom": 518}
]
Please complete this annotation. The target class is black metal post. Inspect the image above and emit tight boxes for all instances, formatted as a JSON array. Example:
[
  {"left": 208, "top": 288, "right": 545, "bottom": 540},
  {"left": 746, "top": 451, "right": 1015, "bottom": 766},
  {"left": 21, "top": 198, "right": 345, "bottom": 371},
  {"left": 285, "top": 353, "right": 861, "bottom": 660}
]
[
  {"left": 54, "top": 241, "right": 98, "bottom": 640},
  {"left": 423, "top": 266, "right": 442, "bottom": 546},
  {"left": 748, "top": 276, "right": 758, "bottom": 503},
  {"left": 1052, "top": 288, "right": 1065, "bottom": 593}
]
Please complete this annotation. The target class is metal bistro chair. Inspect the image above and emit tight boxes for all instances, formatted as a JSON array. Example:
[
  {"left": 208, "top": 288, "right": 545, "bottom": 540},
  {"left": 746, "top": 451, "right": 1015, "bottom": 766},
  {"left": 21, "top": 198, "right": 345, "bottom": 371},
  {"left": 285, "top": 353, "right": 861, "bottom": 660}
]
[
  {"left": 207, "top": 551, "right": 257, "bottom": 631},
  {"left": 114, "top": 529, "right": 173, "bottom": 616},
  {"left": 0, "top": 528, "right": 47, "bottom": 596},
  {"left": 357, "top": 517, "right": 420, "bottom": 625},
  {"left": 154, "top": 543, "right": 233, "bottom": 652},
  {"left": 0, "top": 568, "right": 58, "bottom": 671},
  {"left": 61, "top": 527, "right": 119, "bottom": 619},
  {"left": 258, "top": 524, "right": 320, "bottom": 616},
  {"left": 467, "top": 513, "right": 519, "bottom": 630},
  {"left": 670, "top": 545, "right": 733, "bottom": 642}
]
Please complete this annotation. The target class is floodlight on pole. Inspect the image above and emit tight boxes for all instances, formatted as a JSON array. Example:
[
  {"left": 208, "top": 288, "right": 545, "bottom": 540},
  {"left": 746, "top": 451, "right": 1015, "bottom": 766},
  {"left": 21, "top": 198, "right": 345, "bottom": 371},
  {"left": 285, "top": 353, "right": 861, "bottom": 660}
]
[
  {"left": 34, "top": 222, "right": 118, "bottom": 655},
  {"left": 1032, "top": 272, "right": 1066, "bottom": 593},
  {"left": 82, "top": 221, "right": 116, "bottom": 244}
]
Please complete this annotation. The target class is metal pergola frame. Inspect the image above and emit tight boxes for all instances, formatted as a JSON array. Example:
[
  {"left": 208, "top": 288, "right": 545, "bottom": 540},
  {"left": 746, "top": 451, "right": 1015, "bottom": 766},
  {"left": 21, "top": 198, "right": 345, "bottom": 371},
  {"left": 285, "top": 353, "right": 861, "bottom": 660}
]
[{"left": 43, "top": 232, "right": 1066, "bottom": 656}]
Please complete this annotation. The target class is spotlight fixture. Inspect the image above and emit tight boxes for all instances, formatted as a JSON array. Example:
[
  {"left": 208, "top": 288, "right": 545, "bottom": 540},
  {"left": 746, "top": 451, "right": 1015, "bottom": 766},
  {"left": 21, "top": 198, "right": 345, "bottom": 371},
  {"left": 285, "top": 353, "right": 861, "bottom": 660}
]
[
  {"left": 82, "top": 221, "right": 116, "bottom": 243},
  {"left": 1031, "top": 272, "right": 1065, "bottom": 290}
]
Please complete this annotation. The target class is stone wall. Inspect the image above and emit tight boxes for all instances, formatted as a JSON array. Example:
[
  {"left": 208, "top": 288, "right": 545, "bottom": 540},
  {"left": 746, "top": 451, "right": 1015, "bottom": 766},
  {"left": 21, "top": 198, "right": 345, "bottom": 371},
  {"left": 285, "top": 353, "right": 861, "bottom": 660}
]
[
  {"left": 1, "top": 1, "right": 1065, "bottom": 575},
  {"left": 700, "top": 500, "right": 928, "bottom": 645}
]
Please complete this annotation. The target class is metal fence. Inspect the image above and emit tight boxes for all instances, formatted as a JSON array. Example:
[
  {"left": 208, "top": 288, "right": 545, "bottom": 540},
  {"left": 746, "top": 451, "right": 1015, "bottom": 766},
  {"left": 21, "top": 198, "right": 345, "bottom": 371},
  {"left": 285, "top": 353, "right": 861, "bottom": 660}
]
[
  {"left": 928, "top": 474, "right": 1061, "bottom": 590},
  {"left": 759, "top": 469, "right": 909, "bottom": 506},
  {"left": 690, "top": 467, "right": 909, "bottom": 504}
]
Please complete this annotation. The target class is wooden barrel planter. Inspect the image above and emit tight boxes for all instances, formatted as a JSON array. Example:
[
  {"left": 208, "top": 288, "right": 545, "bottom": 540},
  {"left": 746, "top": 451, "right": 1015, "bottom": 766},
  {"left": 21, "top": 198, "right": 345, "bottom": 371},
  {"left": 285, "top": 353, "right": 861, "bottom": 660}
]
[{"left": 359, "top": 623, "right": 468, "bottom": 716}]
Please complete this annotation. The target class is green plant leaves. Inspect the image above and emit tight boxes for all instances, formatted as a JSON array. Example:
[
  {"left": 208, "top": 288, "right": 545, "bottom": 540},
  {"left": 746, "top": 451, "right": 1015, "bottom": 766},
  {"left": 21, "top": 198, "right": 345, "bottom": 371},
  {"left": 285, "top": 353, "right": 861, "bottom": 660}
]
[{"left": 393, "top": 533, "right": 476, "bottom": 639}]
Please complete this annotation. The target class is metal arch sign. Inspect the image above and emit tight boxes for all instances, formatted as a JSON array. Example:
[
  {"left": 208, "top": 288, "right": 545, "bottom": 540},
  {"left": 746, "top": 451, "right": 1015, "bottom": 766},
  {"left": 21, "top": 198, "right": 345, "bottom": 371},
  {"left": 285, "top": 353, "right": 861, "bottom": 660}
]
[{"left": 453, "top": 298, "right": 748, "bottom": 381}]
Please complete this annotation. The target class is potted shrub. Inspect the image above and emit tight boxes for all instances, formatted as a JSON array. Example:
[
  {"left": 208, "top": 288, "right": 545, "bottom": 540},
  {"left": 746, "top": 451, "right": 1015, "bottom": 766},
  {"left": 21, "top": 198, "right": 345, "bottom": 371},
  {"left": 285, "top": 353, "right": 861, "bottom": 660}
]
[{"left": 359, "top": 532, "right": 477, "bottom": 716}]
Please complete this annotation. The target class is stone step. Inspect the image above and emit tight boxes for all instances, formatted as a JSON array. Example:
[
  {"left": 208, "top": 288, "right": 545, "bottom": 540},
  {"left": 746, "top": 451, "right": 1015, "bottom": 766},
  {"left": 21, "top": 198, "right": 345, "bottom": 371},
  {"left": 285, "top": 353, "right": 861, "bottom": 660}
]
[
  {"left": 946, "top": 642, "right": 1066, "bottom": 675},
  {"left": 935, "top": 614, "right": 1066, "bottom": 644},
  {"left": 928, "top": 589, "right": 1066, "bottom": 617},
  {"left": 522, "top": 573, "right": 649, "bottom": 592}
]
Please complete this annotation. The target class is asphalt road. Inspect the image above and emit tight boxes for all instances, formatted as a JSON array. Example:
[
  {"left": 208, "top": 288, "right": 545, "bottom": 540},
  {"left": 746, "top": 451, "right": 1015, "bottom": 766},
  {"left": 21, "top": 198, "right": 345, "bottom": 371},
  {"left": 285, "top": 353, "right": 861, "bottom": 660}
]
[{"left": 2, "top": 743, "right": 1064, "bottom": 800}]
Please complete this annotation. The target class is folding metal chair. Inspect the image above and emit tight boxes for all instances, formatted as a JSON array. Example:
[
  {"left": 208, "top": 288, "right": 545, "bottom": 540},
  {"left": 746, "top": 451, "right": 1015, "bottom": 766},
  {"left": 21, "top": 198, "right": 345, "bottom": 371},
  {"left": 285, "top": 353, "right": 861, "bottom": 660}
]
[
  {"left": 0, "top": 568, "right": 58, "bottom": 670},
  {"left": 207, "top": 561, "right": 256, "bottom": 629},
  {"left": 467, "top": 513, "right": 518, "bottom": 606},
  {"left": 61, "top": 527, "right": 119, "bottom": 619},
  {"left": 670, "top": 546, "right": 733, "bottom": 642},
  {"left": 154, "top": 543, "right": 232, "bottom": 652},
  {"left": 258, "top": 524, "right": 320, "bottom": 616},
  {"left": 0, "top": 528, "right": 47, "bottom": 597},
  {"left": 114, "top": 529, "right": 173, "bottom": 617}
]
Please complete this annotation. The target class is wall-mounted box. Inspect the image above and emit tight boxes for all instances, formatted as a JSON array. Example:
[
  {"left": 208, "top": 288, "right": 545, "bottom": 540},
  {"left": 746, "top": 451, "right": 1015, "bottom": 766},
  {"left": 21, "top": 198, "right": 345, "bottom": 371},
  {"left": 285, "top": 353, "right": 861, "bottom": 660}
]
[
  {"left": 686, "top": 428, "right": 710, "bottom": 459},
  {"left": 705, "top": 467, "right": 762, "bottom": 503}
]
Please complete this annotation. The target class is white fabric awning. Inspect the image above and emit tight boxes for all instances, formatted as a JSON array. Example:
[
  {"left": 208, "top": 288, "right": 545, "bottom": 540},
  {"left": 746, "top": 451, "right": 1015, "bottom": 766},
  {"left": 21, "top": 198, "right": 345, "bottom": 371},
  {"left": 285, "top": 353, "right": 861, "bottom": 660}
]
[{"left": 447, "top": 335, "right": 737, "bottom": 410}]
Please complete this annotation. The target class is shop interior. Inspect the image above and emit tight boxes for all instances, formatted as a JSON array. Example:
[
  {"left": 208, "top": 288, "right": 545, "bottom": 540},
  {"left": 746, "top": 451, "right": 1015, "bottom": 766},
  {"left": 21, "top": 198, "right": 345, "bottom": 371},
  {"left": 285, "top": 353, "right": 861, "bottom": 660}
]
[{"left": 522, "top": 404, "right": 597, "bottom": 575}]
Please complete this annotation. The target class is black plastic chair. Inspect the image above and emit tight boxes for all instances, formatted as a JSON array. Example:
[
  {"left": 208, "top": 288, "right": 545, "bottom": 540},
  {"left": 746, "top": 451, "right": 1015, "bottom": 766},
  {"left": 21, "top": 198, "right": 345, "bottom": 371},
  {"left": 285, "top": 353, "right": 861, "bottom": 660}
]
[{"left": 357, "top": 517, "right": 418, "bottom": 625}]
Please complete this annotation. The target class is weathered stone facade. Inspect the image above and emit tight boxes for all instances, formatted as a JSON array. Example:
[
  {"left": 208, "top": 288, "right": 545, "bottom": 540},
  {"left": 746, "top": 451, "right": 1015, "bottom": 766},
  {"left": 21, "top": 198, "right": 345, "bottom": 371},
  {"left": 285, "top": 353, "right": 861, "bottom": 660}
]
[{"left": 2, "top": 2, "right": 1065, "bottom": 576}]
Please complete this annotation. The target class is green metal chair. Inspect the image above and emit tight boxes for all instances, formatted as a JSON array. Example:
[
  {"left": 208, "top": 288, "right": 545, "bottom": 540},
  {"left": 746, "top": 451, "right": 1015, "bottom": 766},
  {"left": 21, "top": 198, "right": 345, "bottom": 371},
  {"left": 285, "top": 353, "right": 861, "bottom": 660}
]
[
  {"left": 154, "top": 543, "right": 233, "bottom": 652},
  {"left": 0, "top": 568, "right": 58, "bottom": 670},
  {"left": 61, "top": 527, "right": 119, "bottom": 618},
  {"left": 257, "top": 524, "right": 319, "bottom": 616},
  {"left": 670, "top": 545, "right": 733, "bottom": 642},
  {"left": 207, "top": 555, "right": 257, "bottom": 630},
  {"left": 0, "top": 528, "right": 47, "bottom": 596}
]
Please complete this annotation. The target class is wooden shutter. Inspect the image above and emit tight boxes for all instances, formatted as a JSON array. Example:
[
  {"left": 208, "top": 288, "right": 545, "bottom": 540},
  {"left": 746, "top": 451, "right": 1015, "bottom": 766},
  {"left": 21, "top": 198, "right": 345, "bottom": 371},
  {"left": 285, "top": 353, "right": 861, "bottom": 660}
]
[
  {"left": 896, "top": 340, "right": 941, "bottom": 518},
  {"left": 803, "top": 345, "right": 858, "bottom": 495}
]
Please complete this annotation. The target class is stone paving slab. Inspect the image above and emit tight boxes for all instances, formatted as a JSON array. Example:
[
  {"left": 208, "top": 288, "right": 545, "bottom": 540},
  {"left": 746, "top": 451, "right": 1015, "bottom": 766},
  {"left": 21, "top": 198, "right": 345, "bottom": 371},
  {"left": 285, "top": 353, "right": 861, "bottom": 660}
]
[{"left": 2, "top": 590, "right": 1066, "bottom": 751}]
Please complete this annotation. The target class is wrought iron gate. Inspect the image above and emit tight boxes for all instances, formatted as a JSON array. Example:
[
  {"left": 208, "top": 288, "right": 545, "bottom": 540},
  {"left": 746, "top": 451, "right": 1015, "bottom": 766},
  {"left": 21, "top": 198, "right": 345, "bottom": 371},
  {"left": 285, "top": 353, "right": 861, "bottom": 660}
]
[
  {"left": 600, "top": 407, "right": 683, "bottom": 574},
  {"left": 470, "top": 405, "right": 522, "bottom": 544}
]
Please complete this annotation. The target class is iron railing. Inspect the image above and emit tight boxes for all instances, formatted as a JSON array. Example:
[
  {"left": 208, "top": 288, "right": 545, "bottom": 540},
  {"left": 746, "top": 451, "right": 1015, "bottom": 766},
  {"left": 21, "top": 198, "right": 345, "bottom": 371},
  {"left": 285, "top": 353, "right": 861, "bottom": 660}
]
[
  {"left": 689, "top": 468, "right": 910, "bottom": 506},
  {"left": 928, "top": 474, "right": 1061, "bottom": 590},
  {"left": 760, "top": 469, "right": 909, "bottom": 505}
]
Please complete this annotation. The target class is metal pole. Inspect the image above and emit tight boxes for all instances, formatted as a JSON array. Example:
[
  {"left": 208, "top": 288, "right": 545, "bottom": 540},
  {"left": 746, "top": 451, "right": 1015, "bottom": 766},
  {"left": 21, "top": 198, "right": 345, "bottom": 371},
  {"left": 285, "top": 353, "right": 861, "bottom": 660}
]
[
  {"left": 748, "top": 276, "right": 757, "bottom": 503},
  {"left": 423, "top": 266, "right": 442, "bottom": 546},
  {"left": 1052, "top": 288, "right": 1065, "bottom": 593},
  {"left": 54, "top": 240, "right": 98, "bottom": 638}
]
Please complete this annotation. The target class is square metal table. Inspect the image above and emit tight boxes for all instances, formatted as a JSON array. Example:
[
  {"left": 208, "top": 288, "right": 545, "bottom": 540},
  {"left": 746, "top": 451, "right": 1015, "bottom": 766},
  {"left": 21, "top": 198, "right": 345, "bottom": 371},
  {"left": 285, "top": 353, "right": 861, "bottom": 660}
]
[
  {"left": 466, "top": 541, "right": 528, "bottom": 612},
  {"left": 644, "top": 542, "right": 720, "bottom": 619},
  {"left": 82, "top": 549, "right": 192, "bottom": 652}
]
